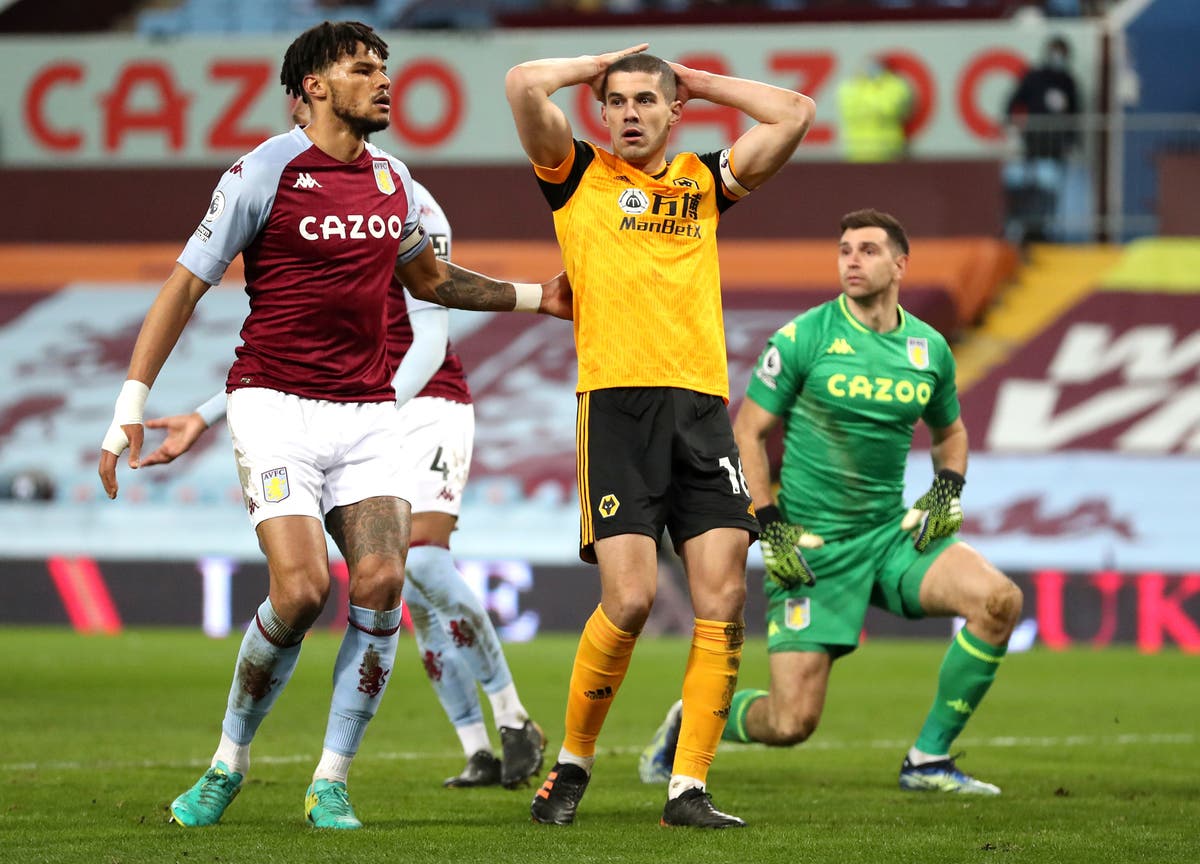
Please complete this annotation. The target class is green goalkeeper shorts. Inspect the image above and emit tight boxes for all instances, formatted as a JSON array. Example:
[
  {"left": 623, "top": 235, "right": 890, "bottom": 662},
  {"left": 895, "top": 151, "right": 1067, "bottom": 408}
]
[{"left": 763, "top": 512, "right": 958, "bottom": 657}]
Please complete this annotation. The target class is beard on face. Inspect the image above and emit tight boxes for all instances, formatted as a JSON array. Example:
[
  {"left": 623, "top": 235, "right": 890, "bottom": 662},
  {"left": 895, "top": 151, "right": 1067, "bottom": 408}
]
[{"left": 331, "top": 89, "right": 390, "bottom": 137}]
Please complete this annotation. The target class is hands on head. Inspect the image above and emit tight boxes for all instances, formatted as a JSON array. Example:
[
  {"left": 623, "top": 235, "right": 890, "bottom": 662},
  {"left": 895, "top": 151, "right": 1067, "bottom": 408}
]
[{"left": 587, "top": 43, "right": 650, "bottom": 101}]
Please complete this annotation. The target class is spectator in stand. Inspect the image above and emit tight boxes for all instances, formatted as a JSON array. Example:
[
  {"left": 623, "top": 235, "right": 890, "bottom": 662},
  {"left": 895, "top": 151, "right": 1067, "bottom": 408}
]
[
  {"left": 1003, "top": 35, "right": 1081, "bottom": 243},
  {"left": 837, "top": 56, "right": 913, "bottom": 162}
]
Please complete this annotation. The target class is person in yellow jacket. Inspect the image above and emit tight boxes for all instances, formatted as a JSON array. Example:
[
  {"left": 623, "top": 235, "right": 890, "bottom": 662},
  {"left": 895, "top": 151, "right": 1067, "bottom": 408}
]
[{"left": 838, "top": 57, "right": 912, "bottom": 162}]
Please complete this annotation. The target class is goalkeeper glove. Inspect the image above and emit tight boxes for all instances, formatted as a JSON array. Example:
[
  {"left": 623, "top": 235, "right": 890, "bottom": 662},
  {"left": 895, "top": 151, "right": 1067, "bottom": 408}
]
[
  {"left": 756, "top": 504, "right": 823, "bottom": 589},
  {"left": 900, "top": 469, "right": 965, "bottom": 552}
]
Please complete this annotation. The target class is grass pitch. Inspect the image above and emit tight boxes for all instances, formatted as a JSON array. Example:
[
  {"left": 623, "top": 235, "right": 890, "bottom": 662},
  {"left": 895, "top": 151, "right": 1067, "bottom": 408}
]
[{"left": 2, "top": 628, "right": 1197, "bottom": 863}]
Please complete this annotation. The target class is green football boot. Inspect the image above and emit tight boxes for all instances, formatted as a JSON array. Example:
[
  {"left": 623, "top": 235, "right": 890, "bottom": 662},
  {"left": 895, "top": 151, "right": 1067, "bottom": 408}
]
[
  {"left": 305, "top": 778, "right": 363, "bottom": 829},
  {"left": 169, "top": 761, "right": 243, "bottom": 827}
]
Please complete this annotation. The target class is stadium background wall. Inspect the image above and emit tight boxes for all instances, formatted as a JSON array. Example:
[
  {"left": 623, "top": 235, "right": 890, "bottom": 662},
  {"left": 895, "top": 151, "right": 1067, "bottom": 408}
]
[
  {"left": 0, "top": 161, "right": 1004, "bottom": 243},
  {"left": 2, "top": 558, "right": 1198, "bottom": 653}
]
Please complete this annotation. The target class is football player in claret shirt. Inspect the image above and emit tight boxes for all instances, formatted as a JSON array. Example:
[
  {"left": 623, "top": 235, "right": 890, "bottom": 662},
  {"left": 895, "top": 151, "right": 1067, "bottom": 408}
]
[
  {"left": 645, "top": 209, "right": 1022, "bottom": 796},
  {"left": 98, "top": 21, "right": 567, "bottom": 830},
  {"left": 140, "top": 177, "right": 548, "bottom": 794},
  {"left": 505, "top": 44, "right": 814, "bottom": 828}
]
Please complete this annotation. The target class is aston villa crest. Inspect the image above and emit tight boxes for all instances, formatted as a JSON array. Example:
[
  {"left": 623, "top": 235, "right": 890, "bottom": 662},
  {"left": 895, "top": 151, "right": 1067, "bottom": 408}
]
[
  {"left": 262, "top": 467, "right": 290, "bottom": 503},
  {"left": 373, "top": 159, "right": 396, "bottom": 195},
  {"left": 907, "top": 337, "right": 929, "bottom": 370}
]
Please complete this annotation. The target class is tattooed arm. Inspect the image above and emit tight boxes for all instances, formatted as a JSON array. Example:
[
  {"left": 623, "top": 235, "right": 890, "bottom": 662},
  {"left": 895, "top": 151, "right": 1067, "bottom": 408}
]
[{"left": 396, "top": 243, "right": 572, "bottom": 320}]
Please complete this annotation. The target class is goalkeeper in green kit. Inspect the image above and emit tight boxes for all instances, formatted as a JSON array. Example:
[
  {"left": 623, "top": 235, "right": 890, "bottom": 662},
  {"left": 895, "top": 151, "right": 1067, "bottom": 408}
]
[{"left": 640, "top": 209, "right": 1022, "bottom": 795}]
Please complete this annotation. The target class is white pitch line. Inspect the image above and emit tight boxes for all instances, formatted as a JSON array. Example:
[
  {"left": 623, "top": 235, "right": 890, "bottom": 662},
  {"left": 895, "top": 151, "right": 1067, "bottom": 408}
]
[{"left": 1, "top": 733, "right": 1193, "bottom": 774}]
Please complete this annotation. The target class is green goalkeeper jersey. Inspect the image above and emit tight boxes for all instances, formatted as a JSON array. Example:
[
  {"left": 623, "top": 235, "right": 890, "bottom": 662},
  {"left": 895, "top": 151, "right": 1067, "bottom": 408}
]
[{"left": 745, "top": 294, "right": 960, "bottom": 540}]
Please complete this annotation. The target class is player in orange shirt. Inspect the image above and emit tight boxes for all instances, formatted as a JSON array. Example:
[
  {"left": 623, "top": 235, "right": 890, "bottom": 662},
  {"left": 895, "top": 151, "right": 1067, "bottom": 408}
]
[{"left": 506, "top": 44, "right": 814, "bottom": 828}]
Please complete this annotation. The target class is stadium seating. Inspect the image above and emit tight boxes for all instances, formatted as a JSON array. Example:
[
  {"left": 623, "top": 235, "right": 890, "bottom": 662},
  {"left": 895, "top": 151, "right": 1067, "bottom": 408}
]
[
  {"left": 137, "top": 0, "right": 389, "bottom": 37},
  {"left": 0, "top": 234, "right": 1018, "bottom": 515},
  {"left": 130, "top": 0, "right": 1052, "bottom": 37}
]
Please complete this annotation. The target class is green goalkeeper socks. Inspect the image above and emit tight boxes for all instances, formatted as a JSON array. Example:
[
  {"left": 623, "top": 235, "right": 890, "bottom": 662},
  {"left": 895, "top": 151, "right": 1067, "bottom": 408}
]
[
  {"left": 914, "top": 626, "right": 1006, "bottom": 755},
  {"left": 721, "top": 688, "right": 768, "bottom": 743}
]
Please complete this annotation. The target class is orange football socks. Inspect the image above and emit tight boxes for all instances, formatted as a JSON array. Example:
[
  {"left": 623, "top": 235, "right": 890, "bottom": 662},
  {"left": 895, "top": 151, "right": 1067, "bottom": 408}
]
[
  {"left": 674, "top": 618, "right": 745, "bottom": 783},
  {"left": 561, "top": 605, "right": 639, "bottom": 758}
]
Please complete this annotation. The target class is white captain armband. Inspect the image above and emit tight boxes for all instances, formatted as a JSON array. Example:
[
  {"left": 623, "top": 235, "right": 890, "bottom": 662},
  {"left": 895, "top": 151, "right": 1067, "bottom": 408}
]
[
  {"left": 512, "top": 282, "right": 542, "bottom": 313},
  {"left": 396, "top": 224, "right": 426, "bottom": 259},
  {"left": 719, "top": 148, "right": 752, "bottom": 199}
]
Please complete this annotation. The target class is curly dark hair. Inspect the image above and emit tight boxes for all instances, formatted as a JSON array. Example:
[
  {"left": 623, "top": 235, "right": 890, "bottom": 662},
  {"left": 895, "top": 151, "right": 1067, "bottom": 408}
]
[
  {"left": 280, "top": 21, "right": 389, "bottom": 101},
  {"left": 840, "top": 208, "right": 910, "bottom": 256}
]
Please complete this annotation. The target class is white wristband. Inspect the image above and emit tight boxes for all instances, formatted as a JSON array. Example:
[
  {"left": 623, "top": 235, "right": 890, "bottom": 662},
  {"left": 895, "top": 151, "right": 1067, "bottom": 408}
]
[
  {"left": 512, "top": 282, "right": 542, "bottom": 313},
  {"left": 101, "top": 379, "right": 150, "bottom": 456}
]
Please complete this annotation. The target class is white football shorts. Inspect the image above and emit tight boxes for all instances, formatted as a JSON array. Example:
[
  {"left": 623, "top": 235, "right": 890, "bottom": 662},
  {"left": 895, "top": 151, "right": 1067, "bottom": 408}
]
[
  {"left": 227, "top": 387, "right": 411, "bottom": 528},
  {"left": 393, "top": 396, "right": 474, "bottom": 516}
]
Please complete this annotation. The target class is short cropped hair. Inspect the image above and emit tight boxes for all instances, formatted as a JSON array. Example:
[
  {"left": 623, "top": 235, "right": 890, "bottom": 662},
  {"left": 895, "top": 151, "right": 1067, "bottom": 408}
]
[
  {"left": 604, "top": 53, "right": 677, "bottom": 102},
  {"left": 840, "top": 208, "right": 910, "bottom": 256},
  {"left": 280, "top": 21, "right": 389, "bottom": 101}
]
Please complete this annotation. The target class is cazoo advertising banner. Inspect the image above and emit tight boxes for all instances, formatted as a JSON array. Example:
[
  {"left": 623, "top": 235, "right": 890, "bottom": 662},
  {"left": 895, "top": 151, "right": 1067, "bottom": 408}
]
[{"left": 1, "top": 19, "right": 1097, "bottom": 166}]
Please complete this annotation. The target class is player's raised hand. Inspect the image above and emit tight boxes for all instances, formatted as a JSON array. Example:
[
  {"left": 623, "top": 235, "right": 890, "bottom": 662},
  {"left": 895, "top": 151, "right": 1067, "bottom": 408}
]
[
  {"left": 140, "top": 412, "right": 209, "bottom": 467},
  {"left": 98, "top": 380, "right": 150, "bottom": 499},
  {"left": 538, "top": 271, "right": 573, "bottom": 320},
  {"left": 756, "top": 504, "right": 823, "bottom": 589},
  {"left": 901, "top": 469, "right": 965, "bottom": 552},
  {"left": 667, "top": 62, "right": 702, "bottom": 105},
  {"left": 587, "top": 43, "right": 650, "bottom": 100}
]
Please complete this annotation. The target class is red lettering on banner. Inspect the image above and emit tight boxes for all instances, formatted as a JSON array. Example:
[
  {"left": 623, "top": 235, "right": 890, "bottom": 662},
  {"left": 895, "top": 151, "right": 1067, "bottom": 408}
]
[
  {"left": 25, "top": 63, "right": 85, "bottom": 151},
  {"left": 1137, "top": 572, "right": 1200, "bottom": 653},
  {"left": 957, "top": 49, "right": 1027, "bottom": 140},
  {"left": 207, "top": 61, "right": 273, "bottom": 150},
  {"left": 878, "top": 51, "right": 935, "bottom": 140},
  {"left": 770, "top": 52, "right": 835, "bottom": 144},
  {"left": 391, "top": 60, "right": 462, "bottom": 147},
  {"left": 574, "top": 83, "right": 607, "bottom": 142},
  {"left": 47, "top": 556, "right": 122, "bottom": 634},
  {"left": 674, "top": 54, "right": 741, "bottom": 143},
  {"left": 101, "top": 62, "right": 190, "bottom": 152},
  {"left": 1089, "top": 570, "right": 1123, "bottom": 646},
  {"left": 1033, "top": 569, "right": 1071, "bottom": 649},
  {"left": 1034, "top": 569, "right": 1123, "bottom": 649}
]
